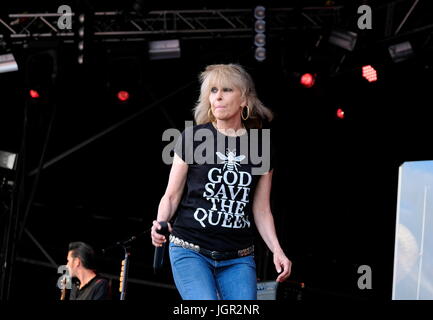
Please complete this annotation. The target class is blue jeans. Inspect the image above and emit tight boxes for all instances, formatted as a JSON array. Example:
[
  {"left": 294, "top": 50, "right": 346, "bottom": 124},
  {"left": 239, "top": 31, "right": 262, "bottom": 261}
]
[{"left": 169, "top": 242, "right": 257, "bottom": 300}]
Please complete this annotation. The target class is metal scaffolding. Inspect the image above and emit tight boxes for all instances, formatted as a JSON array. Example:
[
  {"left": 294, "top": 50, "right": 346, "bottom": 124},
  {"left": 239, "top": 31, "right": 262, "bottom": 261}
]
[
  {"left": 0, "top": 7, "right": 343, "bottom": 43},
  {"left": 0, "top": 3, "right": 431, "bottom": 45}
]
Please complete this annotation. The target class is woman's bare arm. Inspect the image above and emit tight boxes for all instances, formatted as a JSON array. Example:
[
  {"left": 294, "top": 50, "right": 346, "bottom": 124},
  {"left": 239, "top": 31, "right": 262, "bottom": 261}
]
[{"left": 151, "top": 153, "right": 188, "bottom": 247}]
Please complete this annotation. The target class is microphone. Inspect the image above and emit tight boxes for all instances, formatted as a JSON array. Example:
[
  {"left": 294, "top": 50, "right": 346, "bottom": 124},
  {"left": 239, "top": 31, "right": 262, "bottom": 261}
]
[
  {"left": 101, "top": 236, "right": 137, "bottom": 255},
  {"left": 153, "top": 221, "right": 169, "bottom": 273}
]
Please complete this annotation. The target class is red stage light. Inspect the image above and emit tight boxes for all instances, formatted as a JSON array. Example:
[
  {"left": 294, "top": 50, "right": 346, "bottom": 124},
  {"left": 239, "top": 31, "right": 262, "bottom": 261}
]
[
  {"left": 300, "top": 73, "right": 315, "bottom": 88},
  {"left": 362, "top": 65, "right": 377, "bottom": 82},
  {"left": 336, "top": 108, "right": 345, "bottom": 119},
  {"left": 29, "top": 89, "right": 40, "bottom": 98},
  {"left": 117, "top": 90, "right": 130, "bottom": 102}
]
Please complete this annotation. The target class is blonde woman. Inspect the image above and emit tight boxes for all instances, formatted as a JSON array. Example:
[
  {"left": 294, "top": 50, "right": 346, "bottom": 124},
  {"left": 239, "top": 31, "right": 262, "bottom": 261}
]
[{"left": 151, "top": 64, "right": 292, "bottom": 300}]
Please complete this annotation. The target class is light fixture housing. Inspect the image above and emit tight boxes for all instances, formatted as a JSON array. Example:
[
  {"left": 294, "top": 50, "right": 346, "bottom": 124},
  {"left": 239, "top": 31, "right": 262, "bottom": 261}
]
[
  {"left": 0, "top": 53, "right": 18, "bottom": 74},
  {"left": 148, "top": 40, "right": 181, "bottom": 60},
  {"left": 329, "top": 30, "right": 358, "bottom": 52},
  {"left": 388, "top": 41, "right": 414, "bottom": 63}
]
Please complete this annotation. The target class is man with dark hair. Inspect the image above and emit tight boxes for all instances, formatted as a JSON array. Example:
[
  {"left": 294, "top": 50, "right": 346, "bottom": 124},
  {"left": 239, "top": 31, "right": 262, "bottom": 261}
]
[{"left": 66, "top": 241, "right": 111, "bottom": 300}]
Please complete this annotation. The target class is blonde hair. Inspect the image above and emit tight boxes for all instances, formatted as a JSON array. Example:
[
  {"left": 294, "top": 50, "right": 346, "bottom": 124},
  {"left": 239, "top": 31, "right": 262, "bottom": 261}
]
[{"left": 193, "top": 64, "right": 273, "bottom": 129}]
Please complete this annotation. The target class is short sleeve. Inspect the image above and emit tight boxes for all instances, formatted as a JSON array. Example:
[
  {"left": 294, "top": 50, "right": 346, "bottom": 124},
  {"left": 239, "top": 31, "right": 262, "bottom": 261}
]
[
  {"left": 259, "top": 128, "right": 275, "bottom": 174},
  {"left": 174, "top": 126, "right": 195, "bottom": 164},
  {"left": 174, "top": 130, "right": 185, "bottom": 162}
]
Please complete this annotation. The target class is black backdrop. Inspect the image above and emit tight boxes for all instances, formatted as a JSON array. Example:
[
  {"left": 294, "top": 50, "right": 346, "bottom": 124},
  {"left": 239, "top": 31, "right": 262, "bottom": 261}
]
[{"left": 1, "top": 0, "right": 433, "bottom": 302}]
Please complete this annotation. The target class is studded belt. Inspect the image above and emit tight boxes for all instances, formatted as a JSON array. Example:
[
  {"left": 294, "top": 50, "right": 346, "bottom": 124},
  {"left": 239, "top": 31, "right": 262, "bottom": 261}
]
[{"left": 169, "top": 235, "right": 254, "bottom": 261}]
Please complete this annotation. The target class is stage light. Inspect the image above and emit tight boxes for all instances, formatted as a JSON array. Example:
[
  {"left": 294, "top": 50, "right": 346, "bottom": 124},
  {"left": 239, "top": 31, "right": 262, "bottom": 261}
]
[
  {"left": 255, "top": 20, "right": 266, "bottom": 33},
  {"left": 29, "top": 89, "right": 40, "bottom": 98},
  {"left": 329, "top": 30, "right": 358, "bottom": 51},
  {"left": 300, "top": 73, "right": 315, "bottom": 88},
  {"left": 336, "top": 108, "right": 345, "bottom": 119},
  {"left": 78, "top": 27, "right": 85, "bottom": 38},
  {"left": 362, "top": 65, "right": 377, "bottom": 82},
  {"left": 0, "top": 151, "right": 17, "bottom": 171},
  {"left": 132, "top": 0, "right": 145, "bottom": 14},
  {"left": 77, "top": 13, "right": 86, "bottom": 65},
  {"left": 254, "top": 6, "right": 266, "bottom": 19},
  {"left": 254, "top": 33, "right": 266, "bottom": 47},
  {"left": 253, "top": 6, "right": 266, "bottom": 62},
  {"left": 255, "top": 47, "right": 266, "bottom": 62},
  {"left": 0, "top": 53, "right": 18, "bottom": 74},
  {"left": 388, "top": 41, "right": 414, "bottom": 63},
  {"left": 148, "top": 40, "right": 180, "bottom": 60},
  {"left": 24, "top": 50, "right": 57, "bottom": 104},
  {"left": 117, "top": 90, "right": 130, "bottom": 102}
]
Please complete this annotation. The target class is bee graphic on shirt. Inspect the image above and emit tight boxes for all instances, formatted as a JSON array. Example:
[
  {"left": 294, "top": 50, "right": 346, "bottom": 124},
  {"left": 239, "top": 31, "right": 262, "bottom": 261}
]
[{"left": 216, "top": 149, "right": 245, "bottom": 172}]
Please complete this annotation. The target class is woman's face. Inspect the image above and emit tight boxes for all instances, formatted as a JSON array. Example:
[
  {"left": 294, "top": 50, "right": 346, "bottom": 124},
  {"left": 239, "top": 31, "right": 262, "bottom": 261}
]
[{"left": 209, "top": 84, "right": 246, "bottom": 122}]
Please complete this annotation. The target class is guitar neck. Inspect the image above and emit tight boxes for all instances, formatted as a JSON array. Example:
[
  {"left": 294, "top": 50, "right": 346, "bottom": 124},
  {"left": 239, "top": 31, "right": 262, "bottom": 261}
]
[{"left": 60, "top": 288, "right": 66, "bottom": 300}]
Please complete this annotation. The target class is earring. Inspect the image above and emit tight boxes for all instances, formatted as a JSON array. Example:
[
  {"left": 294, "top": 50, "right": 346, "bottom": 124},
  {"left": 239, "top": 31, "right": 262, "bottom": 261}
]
[{"left": 241, "top": 105, "right": 250, "bottom": 121}]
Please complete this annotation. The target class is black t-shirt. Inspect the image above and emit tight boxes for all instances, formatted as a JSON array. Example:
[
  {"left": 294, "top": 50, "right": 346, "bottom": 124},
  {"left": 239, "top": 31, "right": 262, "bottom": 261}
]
[
  {"left": 69, "top": 275, "right": 111, "bottom": 300},
  {"left": 172, "top": 122, "right": 274, "bottom": 251}
]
